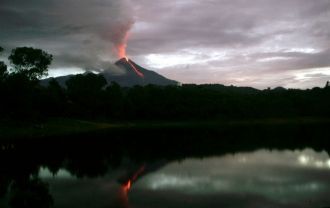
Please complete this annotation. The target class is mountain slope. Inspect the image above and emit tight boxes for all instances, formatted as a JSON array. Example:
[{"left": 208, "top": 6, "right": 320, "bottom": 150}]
[
  {"left": 111, "top": 58, "right": 178, "bottom": 87},
  {"left": 42, "top": 58, "right": 179, "bottom": 87}
]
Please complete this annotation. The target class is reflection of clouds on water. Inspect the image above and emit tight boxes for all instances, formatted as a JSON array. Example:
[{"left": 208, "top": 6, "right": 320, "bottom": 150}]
[
  {"left": 131, "top": 149, "right": 330, "bottom": 208},
  {"left": 38, "top": 168, "right": 130, "bottom": 208},
  {"left": 297, "top": 149, "right": 330, "bottom": 169},
  {"left": 38, "top": 168, "right": 73, "bottom": 179},
  {"left": 47, "top": 179, "right": 129, "bottom": 208},
  {"left": 32, "top": 149, "right": 330, "bottom": 208}
]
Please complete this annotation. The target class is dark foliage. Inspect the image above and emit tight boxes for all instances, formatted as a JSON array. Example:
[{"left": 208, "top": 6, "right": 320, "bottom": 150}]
[
  {"left": 8, "top": 47, "right": 52, "bottom": 80},
  {"left": 8, "top": 178, "right": 53, "bottom": 208},
  {"left": 2, "top": 74, "right": 330, "bottom": 121},
  {"left": 0, "top": 47, "right": 7, "bottom": 82},
  {"left": 1, "top": 46, "right": 330, "bottom": 208},
  {"left": 0, "top": 62, "right": 7, "bottom": 80},
  {"left": 0, "top": 46, "right": 330, "bottom": 121}
]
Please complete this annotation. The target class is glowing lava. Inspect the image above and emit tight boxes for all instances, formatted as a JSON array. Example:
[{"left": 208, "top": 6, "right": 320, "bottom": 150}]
[{"left": 124, "top": 57, "right": 144, "bottom": 78}]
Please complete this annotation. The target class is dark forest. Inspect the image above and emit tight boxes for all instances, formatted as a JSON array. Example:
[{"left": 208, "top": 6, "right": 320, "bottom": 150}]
[{"left": 1, "top": 47, "right": 329, "bottom": 122}]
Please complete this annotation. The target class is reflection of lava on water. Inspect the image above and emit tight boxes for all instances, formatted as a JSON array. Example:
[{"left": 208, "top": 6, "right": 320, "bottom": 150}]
[
  {"left": 117, "top": 162, "right": 166, "bottom": 207},
  {"left": 121, "top": 165, "right": 145, "bottom": 193},
  {"left": 116, "top": 165, "right": 146, "bottom": 208},
  {"left": 116, "top": 186, "right": 130, "bottom": 208},
  {"left": 123, "top": 180, "right": 131, "bottom": 193},
  {"left": 116, "top": 166, "right": 144, "bottom": 207}
]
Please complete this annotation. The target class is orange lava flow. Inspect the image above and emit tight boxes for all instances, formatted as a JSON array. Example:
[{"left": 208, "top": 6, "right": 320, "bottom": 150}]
[{"left": 125, "top": 57, "right": 144, "bottom": 78}]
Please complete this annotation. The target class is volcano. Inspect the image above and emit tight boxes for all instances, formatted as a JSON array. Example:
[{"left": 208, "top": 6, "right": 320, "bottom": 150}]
[
  {"left": 107, "top": 58, "right": 178, "bottom": 86},
  {"left": 42, "top": 58, "right": 178, "bottom": 87}
]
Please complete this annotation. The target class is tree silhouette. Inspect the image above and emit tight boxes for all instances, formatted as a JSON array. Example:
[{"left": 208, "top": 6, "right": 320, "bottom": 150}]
[
  {"left": 0, "top": 46, "right": 7, "bottom": 81},
  {"left": 9, "top": 178, "right": 53, "bottom": 208},
  {"left": 0, "top": 62, "right": 7, "bottom": 79},
  {"left": 8, "top": 47, "right": 52, "bottom": 80},
  {"left": 104, "top": 82, "right": 125, "bottom": 118},
  {"left": 66, "top": 73, "right": 107, "bottom": 117},
  {"left": 44, "top": 78, "right": 67, "bottom": 116},
  {"left": 66, "top": 73, "right": 107, "bottom": 93}
]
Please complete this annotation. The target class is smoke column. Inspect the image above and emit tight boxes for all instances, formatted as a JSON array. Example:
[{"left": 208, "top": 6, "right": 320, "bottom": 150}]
[
  {"left": 0, "top": 0, "right": 140, "bottom": 72},
  {"left": 107, "top": 0, "right": 135, "bottom": 58},
  {"left": 111, "top": 22, "right": 133, "bottom": 58}
]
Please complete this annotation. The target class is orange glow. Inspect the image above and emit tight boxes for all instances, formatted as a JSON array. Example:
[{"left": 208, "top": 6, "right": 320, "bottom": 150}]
[
  {"left": 121, "top": 165, "right": 145, "bottom": 193},
  {"left": 123, "top": 180, "right": 131, "bottom": 192},
  {"left": 116, "top": 31, "right": 130, "bottom": 58},
  {"left": 125, "top": 57, "right": 144, "bottom": 78},
  {"left": 115, "top": 31, "right": 143, "bottom": 77},
  {"left": 118, "top": 44, "right": 127, "bottom": 59}
]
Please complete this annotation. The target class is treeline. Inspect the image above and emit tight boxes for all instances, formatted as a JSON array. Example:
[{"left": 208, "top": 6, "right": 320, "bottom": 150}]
[
  {"left": 1, "top": 46, "right": 330, "bottom": 121},
  {"left": 46, "top": 81, "right": 330, "bottom": 120}
]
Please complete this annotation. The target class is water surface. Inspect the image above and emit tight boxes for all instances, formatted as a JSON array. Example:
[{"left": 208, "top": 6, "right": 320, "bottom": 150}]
[{"left": 13, "top": 148, "right": 329, "bottom": 208}]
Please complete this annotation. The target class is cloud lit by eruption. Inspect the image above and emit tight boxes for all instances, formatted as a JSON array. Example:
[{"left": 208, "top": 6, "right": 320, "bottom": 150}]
[
  {"left": 113, "top": 24, "right": 133, "bottom": 58},
  {"left": 105, "top": 0, "right": 135, "bottom": 59}
]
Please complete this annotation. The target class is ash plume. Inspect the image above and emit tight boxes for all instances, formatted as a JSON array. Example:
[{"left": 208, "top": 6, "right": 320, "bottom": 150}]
[{"left": 0, "top": 0, "right": 135, "bottom": 73}]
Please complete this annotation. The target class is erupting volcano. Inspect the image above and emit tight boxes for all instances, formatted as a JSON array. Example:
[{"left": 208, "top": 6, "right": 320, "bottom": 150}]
[
  {"left": 109, "top": 31, "right": 179, "bottom": 85},
  {"left": 42, "top": 32, "right": 178, "bottom": 87},
  {"left": 109, "top": 24, "right": 178, "bottom": 85},
  {"left": 109, "top": 57, "right": 178, "bottom": 86},
  {"left": 42, "top": 58, "right": 178, "bottom": 87},
  {"left": 115, "top": 32, "right": 144, "bottom": 78}
]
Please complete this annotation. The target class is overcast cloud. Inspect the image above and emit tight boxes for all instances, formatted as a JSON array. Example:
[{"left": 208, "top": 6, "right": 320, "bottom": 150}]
[{"left": 0, "top": 0, "right": 329, "bottom": 88}]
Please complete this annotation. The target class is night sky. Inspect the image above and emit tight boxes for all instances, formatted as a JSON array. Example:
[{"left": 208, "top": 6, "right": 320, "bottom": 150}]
[{"left": 1, "top": 0, "right": 329, "bottom": 89}]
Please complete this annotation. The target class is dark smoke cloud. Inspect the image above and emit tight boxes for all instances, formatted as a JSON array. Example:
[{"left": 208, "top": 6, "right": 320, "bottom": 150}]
[{"left": 0, "top": 0, "right": 134, "bottom": 72}]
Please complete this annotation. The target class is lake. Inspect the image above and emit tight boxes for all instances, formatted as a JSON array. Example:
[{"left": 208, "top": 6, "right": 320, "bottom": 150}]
[
  {"left": 1, "top": 146, "right": 330, "bottom": 208},
  {"left": 1, "top": 122, "right": 330, "bottom": 208}
]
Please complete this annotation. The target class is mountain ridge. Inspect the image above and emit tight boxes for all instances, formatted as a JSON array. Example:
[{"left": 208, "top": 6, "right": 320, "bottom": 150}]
[{"left": 41, "top": 58, "right": 179, "bottom": 87}]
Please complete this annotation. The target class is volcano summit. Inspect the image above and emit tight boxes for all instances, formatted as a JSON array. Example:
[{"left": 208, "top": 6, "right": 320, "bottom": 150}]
[
  {"left": 42, "top": 58, "right": 179, "bottom": 87},
  {"left": 109, "top": 57, "right": 178, "bottom": 86}
]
